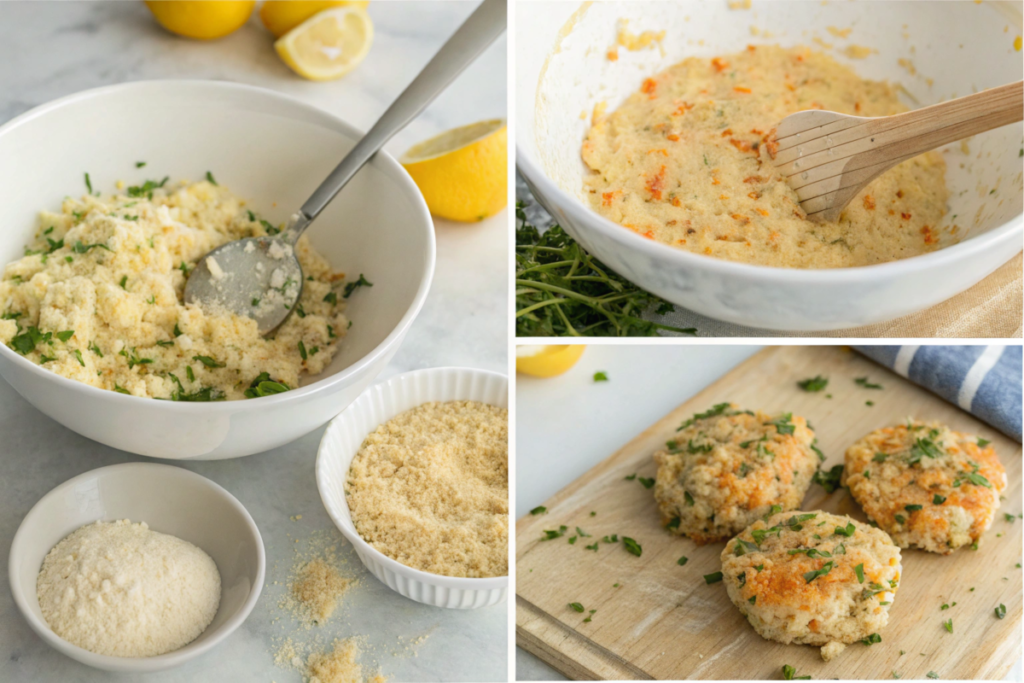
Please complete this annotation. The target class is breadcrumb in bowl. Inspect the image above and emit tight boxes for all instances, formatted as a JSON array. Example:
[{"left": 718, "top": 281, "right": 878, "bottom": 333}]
[{"left": 316, "top": 367, "right": 509, "bottom": 609}]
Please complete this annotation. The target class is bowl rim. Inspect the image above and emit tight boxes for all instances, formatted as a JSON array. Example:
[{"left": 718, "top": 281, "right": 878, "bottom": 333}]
[
  {"left": 0, "top": 79, "right": 436, "bottom": 411},
  {"left": 315, "top": 366, "right": 510, "bottom": 591},
  {"left": 517, "top": 130, "right": 1023, "bottom": 284},
  {"left": 7, "top": 461, "right": 266, "bottom": 672}
]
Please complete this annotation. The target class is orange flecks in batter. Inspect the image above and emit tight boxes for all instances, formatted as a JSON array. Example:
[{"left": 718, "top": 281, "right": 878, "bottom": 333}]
[
  {"left": 744, "top": 175, "right": 764, "bottom": 184},
  {"left": 747, "top": 44, "right": 757, "bottom": 52},
  {"left": 607, "top": 48, "right": 619, "bottom": 61},
  {"left": 863, "top": 194, "right": 875, "bottom": 210},
  {"left": 896, "top": 189, "right": 904, "bottom": 198},
  {"left": 855, "top": 101, "right": 862, "bottom": 113},
  {"left": 729, "top": 138, "right": 755, "bottom": 153},
  {"left": 671, "top": 196, "right": 682, "bottom": 207},
  {"left": 719, "top": 194, "right": 730, "bottom": 200},
  {"left": 748, "top": 192, "right": 760, "bottom": 200},
  {"left": 921, "top": 225, "right": 938, "bottom": 244},
  {"left": 601, "top": 191, "right": 620, "bottom": 207},
  {"left": 901, "top": 212, "right": 912, "bottom": 220},
  {"left": 731, "top": 213, "right": 751, "bottom": 224},
  {"left": 646, "top": 165, "right": 667, "bottom": 200},
  {"left": 672, "top": 101, "right": 695, "bottom": 116},
  {"left": 648, "top": 148, "right": 669, "bottom": 157},
  {"left": 734, "top": 86, "right": 752, "bottom": 94},
  {"left": 667, "top": 133, "right": 680, "bottom": 141},
  {"left": 721, "top": 128, "right": 734, "bottom": 137},
  {"left": 756, "top": 208, "right": 770, "bottom": 217},
  {"left": 641, "top": 78, "right": 658, "bottom": 96},
  {"left": 711, "top": 57, "right": 729, "bottom": 72},
  {"left": 642, "top": 230, "right": 655, "bottom": 239}
]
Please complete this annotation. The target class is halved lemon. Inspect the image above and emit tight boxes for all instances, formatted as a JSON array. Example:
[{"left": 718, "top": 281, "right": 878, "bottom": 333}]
[
  {"left": 260, "top": 0, "right": 369, "bottom": 38},
  {"left": 274, "top": 6, "right": 373, "bottom": 81},
  {"left": 145, "top": 0, "right": 256, "bottom": 40},
  {"left": 400, "top": 120, "right": 508, "bottom": 222},
  {"left": 516, "top": 345, "right": 585, "bottom": 378}
]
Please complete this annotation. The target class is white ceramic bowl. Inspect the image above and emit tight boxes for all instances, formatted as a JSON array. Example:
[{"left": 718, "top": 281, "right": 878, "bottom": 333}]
[
  {"left": 0, "top": 80, "right": 435, "bottom": 459},
  {"left": 517, "top": 1, "right": 1024, "bottom": 331},
  {"left": 316, "top": 367, "right": 508, "bottom": 609},
  {"left": 8, "top": 462, "right": 265, "bottom": 673}
]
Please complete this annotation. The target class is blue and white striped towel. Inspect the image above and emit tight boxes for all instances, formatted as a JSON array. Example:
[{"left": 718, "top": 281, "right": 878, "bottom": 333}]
[{"left": 854, "top": 346, "right": 1022, "bottom": 443}]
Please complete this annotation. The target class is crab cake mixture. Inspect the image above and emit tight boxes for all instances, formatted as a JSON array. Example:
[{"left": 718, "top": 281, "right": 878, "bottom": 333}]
[
  {"left": 0, "top": 178, "right": 351, "bottom": 400},
  {"left": 346, "top": 400, "right": 509, "bottom": 578},
  {"left": 721, "top": 511, "right": 901, "bottom": 661},
  {"left": 582, "top": 45, "right": 949, "bottom": 268},
  {"left": 653, "top": 403, "right": 821, "bottom": 544},
  {"left": 843, "top": 420, "right": 1007, "bottom": 554}
]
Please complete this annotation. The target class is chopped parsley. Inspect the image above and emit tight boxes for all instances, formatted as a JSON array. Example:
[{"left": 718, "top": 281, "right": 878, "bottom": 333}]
[
  {"left": 343, "top": 274, "right": 373, "bottom": 298},
  {"left": 530, "top": 506, "right": 547, "bottom": 515},
  {"left": 803, "top": 561, "right": 834, "bottom": 583},
  {"left": 812, "top": 464, "right": 844, "bottom": 493},
  {"left": 677, "top": 403, "right": 736, "bottom": 431},
  {"left": 568, "top": 602, "right": 584, "bottom": 613},
  {"left": 323, "top": 291, "right": 338, "bottom": 305},
  {"left": 541, "top": 525, "right": 568, "bottom": 540},
  {"left": 995, "top": 604, "right": 1006, "bottom": 619},
  {"left": 703, "top": 572, "right": 723, "bottom": 584},
  {"left": 833, "top": 522, "right": 855, "bottom": 537},
  {"left": 854, "top": 563, "right": 865, "bottom": 583},
  {"left": 10, "top": 327, "right": 52, "bottom": 355},
  {"left": 860, "top": 633, "right": 881, "bottom": 645},
  {"left": 637, "top": 477, "right": 655, "bottom": 489},
  {"left": 55, "top": 330, "right": 74, "bottom": 342},
  {"left": 243, "top": 372, "right": 290, "bottom": 398},
  {"left": 977, "top": 438, "right": 991, "bottom": 447},
  {"left": 191, "top": 354, "right": 225, "bottom": 369},
  {"left": 933, "top": 494, "right": 946, "bottom": 505},
  {"left": 622, "top": 537, "right": 642, "bottom": 557},
  {"left": 905, "top": 504, "right": 923, "bottom": 512},
  {"left": 781, "top": 664, "right": 810, "bottom": 680},
  {"left": 205, "top": 171, "right": 218, "bottom": 186},
  {"left": 298, "top": 341, "right": 308, "bottom": 360},
  {"left": 119, "top": 347, "right": 153, "bottom": 369},
  {"left": 126, "top": 176, "right": 169, "bottom": 199},
  {"left": 136, "top": 161, "right": 146, "bottom": 168},
  {"left": 765, "top": 413, "right": 795, "bottom": 435},
  {"left": 72, "top": 349, "right": 85, "bottom": 367},
  {"left": 593, "top": 371, "right": 609, "bottom": 382},
  {"left": 854, "top": 376, "right": 883, "bottom": 389},
  {"left": 71, "top": 240, "right": 112, "bottom": 254},
  {"left": 942, "top": 618, "right": 952, "bottom": 633},
  {"left": 84, "top": 172, "right": 93, "bottom": 194},
  {"left": 797, "top": 375, "right": 828, "bottom": 392},
  {"left": 677, "top": 556, "right": 688, "bottom": 566}
]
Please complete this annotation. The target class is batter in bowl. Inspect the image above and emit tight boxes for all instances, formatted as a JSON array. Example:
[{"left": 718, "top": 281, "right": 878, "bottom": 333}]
[{"left": 582, "top": 45, "right": 949, "bottom": 268}]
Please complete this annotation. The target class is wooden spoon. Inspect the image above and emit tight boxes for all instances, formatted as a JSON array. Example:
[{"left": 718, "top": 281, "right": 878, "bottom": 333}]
[{"left": 769, "top": 81, "right": 1023, "bottom": 223}]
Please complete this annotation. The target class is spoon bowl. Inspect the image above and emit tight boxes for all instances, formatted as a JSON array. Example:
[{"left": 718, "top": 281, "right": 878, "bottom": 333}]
[{"left": 184, "top": 235, "right": 304, "bottom": 336}]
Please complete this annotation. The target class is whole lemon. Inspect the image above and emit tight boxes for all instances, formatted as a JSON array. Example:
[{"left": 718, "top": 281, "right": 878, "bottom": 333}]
[
  {"left": 260, "top": 0, "right": 369, "bottom": 38},
  {"left": 145, "top": 0, "right": 256, "bottom": 40}
]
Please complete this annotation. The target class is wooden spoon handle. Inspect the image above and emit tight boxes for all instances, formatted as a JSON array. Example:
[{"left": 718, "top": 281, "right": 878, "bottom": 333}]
[{"left": 860, "top": 80, "right": 1023, "bottom": 162}]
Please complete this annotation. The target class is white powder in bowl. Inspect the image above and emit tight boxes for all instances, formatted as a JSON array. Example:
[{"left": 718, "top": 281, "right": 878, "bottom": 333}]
[{"left": 37, "top": 519, "right": 221, "bottom": 658}]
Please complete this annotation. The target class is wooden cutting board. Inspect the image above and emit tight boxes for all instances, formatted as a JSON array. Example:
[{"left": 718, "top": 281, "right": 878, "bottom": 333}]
[{"left": 516, "top": 346, "right": 1022, "bottom": 680}]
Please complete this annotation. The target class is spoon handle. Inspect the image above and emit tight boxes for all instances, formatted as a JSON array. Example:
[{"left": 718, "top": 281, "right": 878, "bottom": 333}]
[{"left": 289, "top": 0, "right": 507, "bottom": 239}]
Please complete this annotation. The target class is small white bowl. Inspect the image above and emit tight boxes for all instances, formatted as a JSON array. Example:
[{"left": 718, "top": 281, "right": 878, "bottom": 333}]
[
  {"left": 0, "top": 80, "right": 435, "bottom": 459},
  {"left": 316, "top": 367, "right": 509, "bottom": 609},
  {"left": 8, "top": 463, "right": 265, "bottom": 673}
]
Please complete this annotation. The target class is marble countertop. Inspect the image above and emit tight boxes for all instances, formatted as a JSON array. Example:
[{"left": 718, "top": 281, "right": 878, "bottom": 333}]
[
  {"left": 0, "top": 2, "right": 507, "bottom": 682},
  {"left": 514, "top": 345, "right": 1022, "bottom": 681}
]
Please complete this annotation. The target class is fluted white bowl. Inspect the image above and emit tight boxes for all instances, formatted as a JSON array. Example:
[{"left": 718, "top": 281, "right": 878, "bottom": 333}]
[
  {"left": 517, "top": 1, "right": 1023, "bottom": 331},
  {"left": 316, "top": 367, "right": 508, "bottom": 609}
]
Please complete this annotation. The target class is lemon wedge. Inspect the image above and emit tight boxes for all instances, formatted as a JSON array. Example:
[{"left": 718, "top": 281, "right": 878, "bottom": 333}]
[
  {"left": 145, "top": 0, "right": 255, "bottom": 40},
  {"left": 260, "top": 0, "right": 369, "bottom": 38},
  {"left": 400, "top": 120, "right": 508, "bottom": 222},
  {"left": 516, "top": 345, "right": 585, "bottom": 378},
  {"left": 274, "top": 6, "right": 373, "bottom": 81}
]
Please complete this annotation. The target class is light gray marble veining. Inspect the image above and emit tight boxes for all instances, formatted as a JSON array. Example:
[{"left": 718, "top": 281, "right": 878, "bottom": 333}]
[{"left": 0, "top": 2, "right": 508, "bottom": 681}]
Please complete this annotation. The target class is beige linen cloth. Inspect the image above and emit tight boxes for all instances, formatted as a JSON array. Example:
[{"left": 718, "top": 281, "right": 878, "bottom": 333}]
[{"left": 654, "top": 254, "right": 1022, "bottom": 338}]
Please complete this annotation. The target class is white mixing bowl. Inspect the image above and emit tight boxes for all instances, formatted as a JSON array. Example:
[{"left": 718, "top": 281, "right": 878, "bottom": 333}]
[
  {"left": 0, "top": 80, "right": 435, "bottom": 459},
  {"left": 317, "top": 367, "right": 509, "bottom": 609},
  {"left": 8, "top": 463, "right": 265, "bottom": 673},
  {"left": 516, "top": 1, "right": 1023, "bottom": 331}
]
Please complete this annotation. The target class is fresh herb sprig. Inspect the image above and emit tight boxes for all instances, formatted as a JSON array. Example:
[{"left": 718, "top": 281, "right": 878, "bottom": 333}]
[{"left": 515, "top": 205, "right": 695, "bottom": 337}]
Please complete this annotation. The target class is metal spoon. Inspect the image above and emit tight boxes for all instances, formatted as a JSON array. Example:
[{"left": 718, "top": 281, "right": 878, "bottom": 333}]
[{"left": 184, "top": 0, "right": 506, "bottom": 335}]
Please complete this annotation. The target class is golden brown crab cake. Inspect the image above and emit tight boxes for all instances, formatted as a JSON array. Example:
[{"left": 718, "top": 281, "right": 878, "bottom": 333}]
[
  {"left": 721, "top": 511, "right": 901, "bottom": 661},
  {"left": 843, "top": 421, "right": 1007, "bottom": 554},
  {"left": 653, "top": 403, "right": 821, "bottom": 544}
]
